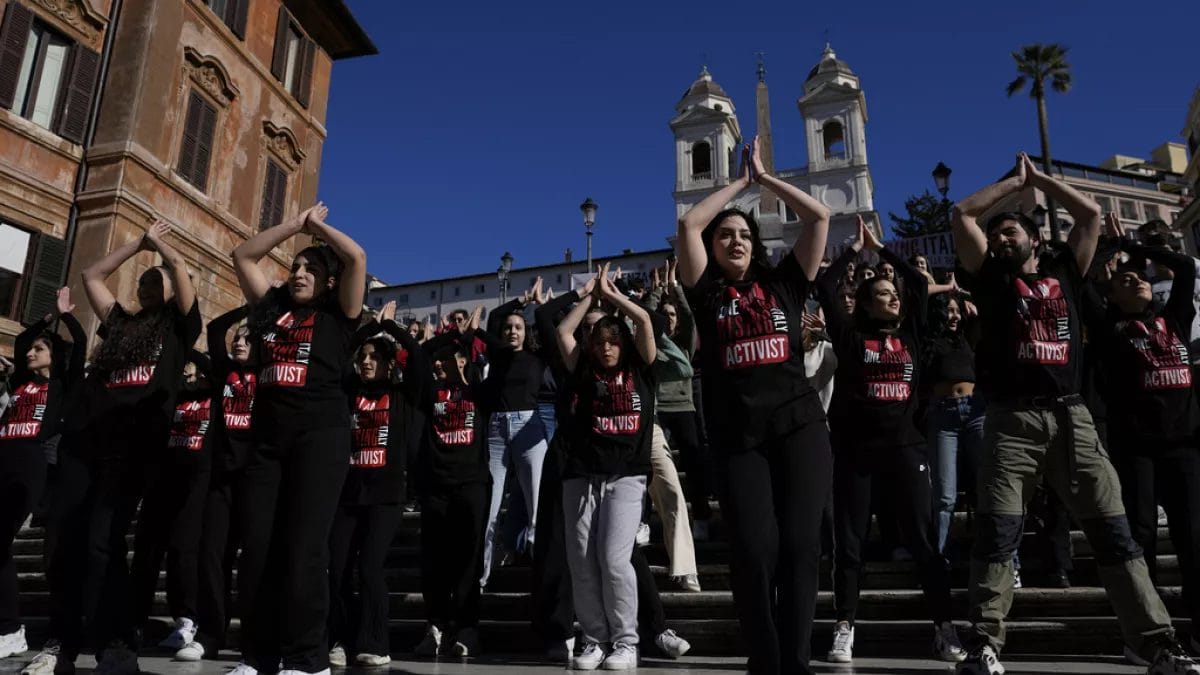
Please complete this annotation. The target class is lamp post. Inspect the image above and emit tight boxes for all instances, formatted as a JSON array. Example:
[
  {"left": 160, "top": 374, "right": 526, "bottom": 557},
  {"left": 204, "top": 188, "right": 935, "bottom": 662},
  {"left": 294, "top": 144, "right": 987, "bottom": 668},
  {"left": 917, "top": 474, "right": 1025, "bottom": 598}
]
[
  {"left": 497, "top": 251, "right": 513, "bottom": 302},
  {"left": 932, "top": 161, "right": 952, "bottom": 229},
  {"left": 580, "top": 197, "right": 598, "bottom": 273}
]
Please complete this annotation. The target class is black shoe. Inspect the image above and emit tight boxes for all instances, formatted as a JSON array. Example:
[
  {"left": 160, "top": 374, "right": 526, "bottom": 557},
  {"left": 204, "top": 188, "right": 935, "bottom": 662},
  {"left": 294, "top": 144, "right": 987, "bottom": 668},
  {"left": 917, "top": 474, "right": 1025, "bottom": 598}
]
[{"left": 1050, "top": 570, "right": 1071, "bottom": 588}]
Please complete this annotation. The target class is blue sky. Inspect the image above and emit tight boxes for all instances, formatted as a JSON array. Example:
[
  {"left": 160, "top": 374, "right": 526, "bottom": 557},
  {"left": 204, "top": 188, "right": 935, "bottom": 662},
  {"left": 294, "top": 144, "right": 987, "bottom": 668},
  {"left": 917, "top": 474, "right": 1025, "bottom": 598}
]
[{"left": 321, "top": 0, "right": 1197, "bottom": 285}]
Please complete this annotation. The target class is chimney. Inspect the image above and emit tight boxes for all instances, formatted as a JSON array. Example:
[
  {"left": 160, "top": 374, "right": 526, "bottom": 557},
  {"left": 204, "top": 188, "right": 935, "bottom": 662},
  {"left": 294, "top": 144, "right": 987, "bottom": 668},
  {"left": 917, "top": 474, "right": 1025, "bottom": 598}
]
[{"left": 564, "top": 248, "right": 573, "bottom": 262}]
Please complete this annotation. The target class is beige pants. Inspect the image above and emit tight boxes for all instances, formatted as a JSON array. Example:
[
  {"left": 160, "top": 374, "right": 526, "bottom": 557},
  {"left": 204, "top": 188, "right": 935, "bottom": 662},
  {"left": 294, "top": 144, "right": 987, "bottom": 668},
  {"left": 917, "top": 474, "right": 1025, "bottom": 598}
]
[{"left": 649, "top": 423, "right": 697, "bottom": 577}]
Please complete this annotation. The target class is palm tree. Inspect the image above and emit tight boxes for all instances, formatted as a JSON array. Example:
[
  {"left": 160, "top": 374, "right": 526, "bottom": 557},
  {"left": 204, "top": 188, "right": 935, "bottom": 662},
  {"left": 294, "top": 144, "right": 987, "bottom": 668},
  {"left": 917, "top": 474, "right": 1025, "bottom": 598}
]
[{"left": 1007, "top": 43, "right": 1072, "bottom": 240}]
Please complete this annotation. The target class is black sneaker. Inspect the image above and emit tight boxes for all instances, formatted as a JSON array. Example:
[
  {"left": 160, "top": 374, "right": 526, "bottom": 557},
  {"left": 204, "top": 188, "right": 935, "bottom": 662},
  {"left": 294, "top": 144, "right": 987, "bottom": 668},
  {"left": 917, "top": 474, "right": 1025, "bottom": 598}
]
[
  {"left": 1148, "top": 640, "right": 1200, "bottom": 674},
  {"left": 955, "top": 644, "right": 1005, "bottom": 675}
]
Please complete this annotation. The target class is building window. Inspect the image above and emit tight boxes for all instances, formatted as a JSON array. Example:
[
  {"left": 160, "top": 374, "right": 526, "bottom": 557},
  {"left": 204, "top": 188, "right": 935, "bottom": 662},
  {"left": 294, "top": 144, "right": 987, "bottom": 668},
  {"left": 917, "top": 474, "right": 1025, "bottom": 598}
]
[
  {"left": 785, "top": 205, "right": 798, "bottom": 222},
  {"left": 0, "top": 223, "right": 31, "bottom": 319},
  {"left": 398, "top": 293, "right": 409, "bottom": 304},
  {"left": 1143, "top": 204, "right": 1161, "bottom": 222},
  {"left": 372, "top": 296, "right": 382, "bottom": 307},
  {"left": 430, "top": 290, "right": 437, "bottom": 299},
  {"left": 0, "top": 4, "right": 99, "bottom": 143},
  {"left": 454, "top": 287, "right": 460, "bottom": 297},
  {"left": 258, "top": 159, "right": 287, "bottom": 229},
  {"left": 203, "top": 0, "right": 248, "bottom": 37},
  {"left": 1094, "top": 195, "right": 1113, "bottom": 214},
  {"left": 1118, "top": 199, "right": 1139, "bottom": 221},
  {"left": 823, "top": 121, "right": 846, "bottom": 160},
  {"left": 691, "top": 141, "right": 712, "bottom": 177},
  {"left": 271, "top": 6, "right": 315, "bottom": 107},
  {"left": 556, "top": 274, "right": 563, "bottom": 284},
  {"left": 475, "top": 283, "right": 485, "bottom": 294},
  {"left": 0, "top": 221, "right": 66, "bottom": 323},
  {"left": 177, "top": 90, "right": 218, "bottom": 191}
]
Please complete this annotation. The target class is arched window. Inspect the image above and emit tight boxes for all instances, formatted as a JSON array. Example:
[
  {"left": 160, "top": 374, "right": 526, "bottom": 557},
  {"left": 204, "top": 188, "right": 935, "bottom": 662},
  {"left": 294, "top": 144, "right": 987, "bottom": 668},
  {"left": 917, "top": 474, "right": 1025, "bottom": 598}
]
[
  {"left": 691, "top": 141, "right": 712, "bottom": 177},
  {"left": 823, "top": 121, "right": 846, "bottom": 160}
]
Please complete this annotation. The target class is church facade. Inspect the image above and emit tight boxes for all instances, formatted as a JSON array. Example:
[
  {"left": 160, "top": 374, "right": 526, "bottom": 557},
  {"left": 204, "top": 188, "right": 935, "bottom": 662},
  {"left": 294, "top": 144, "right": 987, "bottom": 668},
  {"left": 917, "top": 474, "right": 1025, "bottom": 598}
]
[{"left": 670, "top": 45, "right": 880, "bottom": 261}]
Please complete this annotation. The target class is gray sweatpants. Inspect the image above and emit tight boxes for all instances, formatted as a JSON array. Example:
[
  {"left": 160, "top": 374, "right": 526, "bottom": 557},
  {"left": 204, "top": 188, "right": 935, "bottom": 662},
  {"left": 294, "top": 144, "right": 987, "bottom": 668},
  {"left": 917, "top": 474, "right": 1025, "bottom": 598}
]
[{"left": 562, "top": 475, "right": 647, "bottom": 647}]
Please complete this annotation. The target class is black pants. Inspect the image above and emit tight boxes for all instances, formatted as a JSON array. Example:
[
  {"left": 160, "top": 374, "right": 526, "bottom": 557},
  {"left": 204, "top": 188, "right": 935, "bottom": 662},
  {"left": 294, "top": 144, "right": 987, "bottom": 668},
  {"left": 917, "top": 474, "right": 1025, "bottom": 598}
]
[
  {"left": 832, "top": 443, "right": 952, "bottom": 624},
  {"left": 196, "top": 469, "right": 244, "bottom": 651},
  {"left": 42, "top": 444, "right": 89, "bottom": 658},
  {"left": 130, "top": 456, "right": 210, "bottom": 627},
  {"left": 531, "top": 438, "right": 574, "bottom": 643},
  {"left": 631, "top": 544, "right": 665, "bottom": 639},
  {"left": 328, "top": 503, "right": 404, "bottom": 656},
  {"left": 1112, "top": 441, "right": 1200, "bottom": 627},
  {"left": 0, "top": 443, "right": 47, "bottom": 634},
  {"left": 420, "top": 480, "right": 488, "bottom": 634},
  {"left": 237, "top": 426, "right": 350, "bottom": 673},
  {"left": 659, "top": 411, "right": 712, "bottom": 521},
  {"left": 716, "top": 422, "right": 832, "bottom": 675}
]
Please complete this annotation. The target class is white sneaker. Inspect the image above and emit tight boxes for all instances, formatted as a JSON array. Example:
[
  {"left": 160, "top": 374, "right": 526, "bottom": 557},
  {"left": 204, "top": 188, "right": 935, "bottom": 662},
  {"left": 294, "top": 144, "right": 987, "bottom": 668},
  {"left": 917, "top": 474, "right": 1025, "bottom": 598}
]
[
  {"left": 1011, "top": 568, "right": 1022, "bottom": 589},
  {"left": 674, "top": 574, "right": 701, "bottom": 592},
  {"left": 20, "top": 650, "right": 60, "bottom": 675},
  {"left": 601, "top": 642, "right": 637, "bottom": 670},
  {"left": 175, "top": 641, "right": 205, "bottom": 662},
  {"left": 328, "top": 644, "right": 346, "bottom": 668},
  {"left": 827, "top": 622, "right": 854, "bottom": 663},
  {"left": 94, "top": 647, "right": 138, "bottom": 675},
  {"left": 654, "top": 629, "right": 690, "bottom": 658},
  {"left": 1158, "top": 506, "right": 1169, "bottom": 526},
  {"left": 546, "top": 637, "right": 575, "bottom": 663},
  {"left": 414, "top": 624, "right": 441, "bottom": 656},
  {"left": 1127, "top": 645, "right": 1152, "bottom": 667},
  {"left": 956, "top": 644, "right": 1005, "bottom": 675},
  {"left": 158, "top": 617, "right": 196, "bottom": 651},
  {"left": 1148, "top": 641, "right": 1200, "bottom": 674},
  {"left": 692, "top": 519, "right": 709, "bottom": 542},
  {"left": 0, "top": 626, "right": 28, "bottom": 659},
  {"left": 635, "top": 523, "right": 650, "bottom": 547},
  {"left": 448, "top": 627, "right": 479, "bottom": 657},
  {"left": 354, "top": 654, "right": 391, "bottom": 667},
  {"left": 571, "top": 642, "right": 607, "bottom": 670},
  {"left": 933, "top": 622, "right": 967, "bottom": 663},
  {"left": 279, "top": 670, "right": 330, "bottom": 675},
  {"left": 227, "top": 662, "right": 259, "bottom": 675}
]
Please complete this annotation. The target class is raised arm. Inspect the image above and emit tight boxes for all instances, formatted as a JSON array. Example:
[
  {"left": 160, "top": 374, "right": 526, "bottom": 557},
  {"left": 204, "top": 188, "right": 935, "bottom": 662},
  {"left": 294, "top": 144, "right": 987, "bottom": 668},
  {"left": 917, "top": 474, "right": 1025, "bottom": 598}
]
[
  {"left": 81, "top": 232, "right": 147, "bottom": 321},
  {"left": 233, "top": 205, "right": 313, "bottom": 304},
  {"left": 206, "top": 305, "right": 249, "bottom": 373},
  {"left": 816, "top": 233, "right": 859, "bottom": 348},
  {"left": 376, "top": 314, "right": 433, "bottom": 396},
  {"left": 676, "top": 146, "right": 752, "bottom": 287},
  {"left": 303, "top": 205, "right": 367, "bottom": 320},
  {"left": 1023, "top": 153, "right": 1102, "bottom": 274},
  {"left": 751, "top": 136, "right": 830, "bottom": 280},
  {"left": 143, "top": 220, "right": 196, "bottom": 315},
  {"left": 596, "top": 266, "right": 656, "bottom": 366},
  {"left": 877, "top": 245, "right": 930, "bottom": 335},
  {"left": 51, "top": 287, "right": 86, "bottom": 383},
  {"left": 487, "top": 298, "right": 525, "bottom": 341},
  {"left": 556, "top": 290, "right": 596, "bottom": 374},
  {"left": 952, "top": 155, "right": 1027, "bottom": 274}
]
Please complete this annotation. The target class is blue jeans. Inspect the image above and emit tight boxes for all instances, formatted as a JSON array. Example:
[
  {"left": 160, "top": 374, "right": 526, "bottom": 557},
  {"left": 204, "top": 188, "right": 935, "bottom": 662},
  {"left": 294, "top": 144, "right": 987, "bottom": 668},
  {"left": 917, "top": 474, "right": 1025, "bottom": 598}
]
[
  {"left": 927, "top": 394, "right": 986, "bottom": 554},
  {"left": 482, "top": 410, "right": 548, "bottom": 587}
]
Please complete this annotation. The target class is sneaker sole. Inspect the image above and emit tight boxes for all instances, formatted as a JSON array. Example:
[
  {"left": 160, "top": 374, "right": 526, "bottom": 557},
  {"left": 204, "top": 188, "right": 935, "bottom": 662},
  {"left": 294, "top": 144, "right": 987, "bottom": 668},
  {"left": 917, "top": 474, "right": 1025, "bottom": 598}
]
[{"left": 826, "top": 653, "right": 852, "bottom": 663}]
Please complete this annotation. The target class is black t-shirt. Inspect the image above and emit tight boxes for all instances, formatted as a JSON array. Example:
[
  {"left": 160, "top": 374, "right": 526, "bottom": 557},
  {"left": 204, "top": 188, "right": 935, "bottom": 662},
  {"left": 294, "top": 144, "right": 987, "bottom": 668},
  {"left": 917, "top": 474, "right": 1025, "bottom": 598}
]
[
  {"left": 685, "top": 253, "right": 824, "bottom": 453},
  {"left": 818, "top": 246, "right": 927, "bottom": 450},
  {"left": 926, "top": 338, "right": 976, "bottom": 385},
  {"left": 253, "top": 287, "right": 357, "bottom": 433},
  {"left": 565, "top": 360, "right": 655, "bottom": 478},
  {"left": 423, "top": 379, "right": 487, "bottom": 487},
  {"left": 966, "top": 242, "right": 1083, "bottom": 399},
  {"left": 77, "top": 300, "right": 202, "bottom": 436}
]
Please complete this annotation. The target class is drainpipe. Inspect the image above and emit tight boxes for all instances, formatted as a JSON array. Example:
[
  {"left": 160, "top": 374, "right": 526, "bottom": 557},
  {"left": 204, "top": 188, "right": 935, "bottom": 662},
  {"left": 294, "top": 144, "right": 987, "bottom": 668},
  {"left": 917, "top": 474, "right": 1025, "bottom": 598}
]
[{"left": 61, "top": 0, "right": 123, "bottom": 284}]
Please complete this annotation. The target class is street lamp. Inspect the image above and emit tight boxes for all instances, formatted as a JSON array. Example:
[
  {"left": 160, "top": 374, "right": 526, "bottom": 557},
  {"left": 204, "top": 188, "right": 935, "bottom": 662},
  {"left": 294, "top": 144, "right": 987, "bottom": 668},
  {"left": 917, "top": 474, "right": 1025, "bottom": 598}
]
[
  {"left": 932, "top": 162, "right": 952, "bottom": 229},
  {"left": 497, "top": 251, "right": 513, "bottom": 302},
  {"left": 580, "top": 197, "right": 598, "bottom": 273}
]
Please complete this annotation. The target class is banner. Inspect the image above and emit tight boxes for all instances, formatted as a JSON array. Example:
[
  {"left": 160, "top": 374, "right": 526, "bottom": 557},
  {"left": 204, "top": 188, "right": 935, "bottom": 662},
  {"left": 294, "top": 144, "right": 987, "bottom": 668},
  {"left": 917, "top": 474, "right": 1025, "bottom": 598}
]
[{"left": 886, "top": 231, "right": 957, "bottom": 269}]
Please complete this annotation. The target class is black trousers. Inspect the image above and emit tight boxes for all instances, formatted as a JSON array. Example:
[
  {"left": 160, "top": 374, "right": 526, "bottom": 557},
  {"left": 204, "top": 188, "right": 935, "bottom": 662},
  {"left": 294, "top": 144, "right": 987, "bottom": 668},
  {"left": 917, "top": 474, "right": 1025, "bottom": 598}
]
[
  {"left": 0, "top": 443, "right": 46, "bottom": 634},
  {"left": 631, "top": 544, "right": 666, "bottom": 639},
  {"left": 130, "top": 456, "right": 210, "bottom": 626},
  {"left": 1112, "top": 441, "right": 1200, "bottom": 627},
  {"left": 196, "top": 469, "right": 243, "bottom": 651},
  {"left": 832, "top": 443, "right": 952, "bottom": 625},
  {"left": 531, "top": 438, "right": 574, "bottom": 643},
  {"left": 237, "top": 426, "right": 349, "bottom": 673},
  {"left": 659, "top": 410, "right": 712, "bottom": 521},
  {"left": 420, "top": 481, "right": 488, "bottom": 633},
  {"left": 328, "top": 503, "right": 404, "bottom": 656},
  {"left": 716, "top": 422, "right": 832, "bottom": 675},
  {"left": 42, "top": 443, "right": 89, "bottom": 658}
]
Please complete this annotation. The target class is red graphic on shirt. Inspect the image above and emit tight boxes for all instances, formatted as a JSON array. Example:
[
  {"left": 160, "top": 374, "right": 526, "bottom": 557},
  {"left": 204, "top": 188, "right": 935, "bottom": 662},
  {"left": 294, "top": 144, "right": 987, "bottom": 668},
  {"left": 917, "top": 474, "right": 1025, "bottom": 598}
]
[
  {"left": 1012, "top": 277, "right": 1071, "bottom": 365},
  {"left": 351, "top": 393, "right": 390, "bottom": 467},
  {"left": 1123, "top": 317, "right": 1192, "bottom": 391},
  {"left": 591, "top": 369, "right": 643, "bottom": 436},
  {"left": 169, "top": 398, "right": 211, "bottom": 451},
  {"left": 434, "top": 386, "right": 475, "bottom": 446},
  {"left": 861, "top": 336, "right": 915, "bottom": 401},
  {"left": 0, "top": 380, "right": 49, "bottom": 439},
  {"left": 105, "top": 342, "right": 162, "bottom": 388},
  {"left": 260, "top": 311, "right": 315, "bottom": 387},
  {"left": 715, "top": 284, "right": 791, "bottom": 370},
  {"left": 222, "top": 370, "right": 255, "bottom": 430}
]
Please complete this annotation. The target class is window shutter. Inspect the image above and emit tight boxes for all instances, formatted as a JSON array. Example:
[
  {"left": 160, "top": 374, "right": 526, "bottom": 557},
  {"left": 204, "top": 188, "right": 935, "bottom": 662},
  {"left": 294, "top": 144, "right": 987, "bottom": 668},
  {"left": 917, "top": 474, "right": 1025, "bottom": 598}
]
[
  {"left": 270, "top": 5, "right": 289, "bottom": 82},
  {"left": 0, "top": 1, "right": 34, "bottom": 110},
  {"left": 193, "top": 96, "right": 217, "bottom": 191},
  {"left": 22, "top": 232, "right": 69, "bottom": 325},
  {"left": 178, "top": 91, "right": 203, "bottom": 186},
  {"left": 56, "top": 44, "right": 98, "bottom": 144},
  {"left": 226, "top": 0, "right": 249, "bottom": 39},
  {"left": 259, "top": 160, "right": 286, "bottom": 229},
  {"left": 295, "top": 37, "right": 315, "bottom": 108}
]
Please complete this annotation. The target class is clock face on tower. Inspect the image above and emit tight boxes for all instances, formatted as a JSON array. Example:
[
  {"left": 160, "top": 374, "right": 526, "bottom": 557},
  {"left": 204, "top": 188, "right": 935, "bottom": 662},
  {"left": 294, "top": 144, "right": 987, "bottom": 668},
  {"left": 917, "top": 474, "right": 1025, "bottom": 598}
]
[{"left": 821, "top": 179, "right": 856, "bottom": 211}]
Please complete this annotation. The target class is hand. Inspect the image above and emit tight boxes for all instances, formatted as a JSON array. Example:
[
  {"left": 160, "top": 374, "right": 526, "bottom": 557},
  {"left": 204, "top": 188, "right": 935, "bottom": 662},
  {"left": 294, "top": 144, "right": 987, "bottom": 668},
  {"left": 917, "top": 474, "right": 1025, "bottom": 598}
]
[
  {"left": 667, "top": 259, "right": 678, "bottom": 286},
  {"left": 422, "top": 321, "right": 435, "bottom": 342},
  {"left": 750, "top": 135, "right": 767, "bottom": 179},
  {"left": 596, "top": 263, "right": 620, "bottom": 301},
  {"left": 54, "top": 287, "right": 75, "bottom": 317},
  {"left": 613, "top": 266, "right": 623, "bottom": 280},
  {"left": 441, "top": 312, "right": 454, "bottom": 331},
  {"left": 140, "top": 219, "right": 168, "bottom": 252},
  {"left": 0, "top": 355, "right": 12, "bottom": 376},
  {"left": 850, "top": 216, "right": 866, "bottom": 253},
  {"left": 301, "top": 202, "right": 329, "bottom": 234},
  {"left": 380, "top": 300, "right": 397, "bottom": 323},
  {"left": 469, "top": 306, "right": 483, "bottom": 331},
  {"left": 1019, "top": 152, "right": 1046, "bottom": 186},
  {"left": 651, "top": 267, "right": 662, "bottom": 290},
  {"left": 801, "top": 312, "right": 826, "bottom": 332},
  {"left": 962, "top": 300, "right": 979, "bottom": 318},
  {"left": 579, "top": 274, "right": 597, "bottom": 297},
  {"left": 739, "top": 143, "right": 752, "bottom": 184},
  {"left": 1104, "top": 212, "right": 1125, "bottom": 239},
  {"left": 861, "top": 217, "right": 884, "bottom": 251}
]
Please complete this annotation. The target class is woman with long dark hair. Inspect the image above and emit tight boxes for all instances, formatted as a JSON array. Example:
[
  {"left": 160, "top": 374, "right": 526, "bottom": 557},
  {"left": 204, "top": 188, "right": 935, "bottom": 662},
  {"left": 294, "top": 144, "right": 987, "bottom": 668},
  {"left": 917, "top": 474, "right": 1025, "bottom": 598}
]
[
  {"left": 230, "top": 202, "right": 366, "bottom": 675},
  {"left": 328, "top": 300, "right": 430, "bottom": 666},
  {"left": 0, "top": 288, "right": 85, "bottom": 661},
  {"left": 816, "top": 218, "right": 962, "bottom": 664},
  {"left": 676, "top": 137, "right": 830, "bottom": 675}
]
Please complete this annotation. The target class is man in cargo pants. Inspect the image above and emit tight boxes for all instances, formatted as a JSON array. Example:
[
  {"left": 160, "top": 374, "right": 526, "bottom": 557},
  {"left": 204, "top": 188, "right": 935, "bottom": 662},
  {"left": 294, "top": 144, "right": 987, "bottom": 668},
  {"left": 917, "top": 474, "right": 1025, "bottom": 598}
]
[{"left": 950, "top": 153, "right": 1198, "bottom": 675}]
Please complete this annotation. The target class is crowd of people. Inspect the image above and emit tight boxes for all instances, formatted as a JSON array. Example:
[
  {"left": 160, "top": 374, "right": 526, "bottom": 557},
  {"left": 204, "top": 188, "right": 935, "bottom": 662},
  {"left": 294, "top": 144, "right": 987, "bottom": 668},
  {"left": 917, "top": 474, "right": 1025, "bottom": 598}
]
[{"left": 0, "top": 142, "right": 1197, "bottom": 675}]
